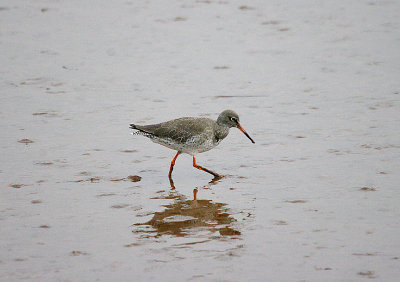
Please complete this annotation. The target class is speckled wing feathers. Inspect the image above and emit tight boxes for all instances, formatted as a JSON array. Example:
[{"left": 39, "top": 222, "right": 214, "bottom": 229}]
[{"left": 133, "top": 117, "right": 218, "bottom": 154}]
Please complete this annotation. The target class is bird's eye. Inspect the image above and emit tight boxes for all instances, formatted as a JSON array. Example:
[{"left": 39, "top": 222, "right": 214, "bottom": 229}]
[{"left": 230, "top": 117, "right": 238, "bottom": 123}]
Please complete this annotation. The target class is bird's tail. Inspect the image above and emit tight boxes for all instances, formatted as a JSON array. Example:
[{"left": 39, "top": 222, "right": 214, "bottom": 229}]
[{"left": 130, "top": 123, "right": 154, "bottom": 138}]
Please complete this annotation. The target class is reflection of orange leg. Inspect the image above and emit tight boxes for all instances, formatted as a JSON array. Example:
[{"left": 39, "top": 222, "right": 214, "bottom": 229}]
[
  {"left": 192, "top": 156, "right": 221, "bottom": 178},
  {"left": 168, "top": 151, "right": 181, "bottom": 178},
  {"left": 193, "top": 188, "right": 198, "bottom": 201}
]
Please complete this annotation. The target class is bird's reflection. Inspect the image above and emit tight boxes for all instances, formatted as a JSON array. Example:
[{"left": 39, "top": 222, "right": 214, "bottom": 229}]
[{"left": 133, "top": 188, "right": 240, "bottom": 238}]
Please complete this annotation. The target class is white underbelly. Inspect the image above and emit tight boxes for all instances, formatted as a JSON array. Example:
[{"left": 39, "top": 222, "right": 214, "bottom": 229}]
[{"left": 151, "top": 135, "right": 219, "bottom": 155}]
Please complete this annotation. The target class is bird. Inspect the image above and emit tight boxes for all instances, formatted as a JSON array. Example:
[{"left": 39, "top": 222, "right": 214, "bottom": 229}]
[{"left": 130, "top": 109, "right": 255, "bottom": 180}]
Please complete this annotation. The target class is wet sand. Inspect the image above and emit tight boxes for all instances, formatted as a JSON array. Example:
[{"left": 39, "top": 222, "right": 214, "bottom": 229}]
[{"left": 1, "top": 0, "right": 400, "bottom": 280}]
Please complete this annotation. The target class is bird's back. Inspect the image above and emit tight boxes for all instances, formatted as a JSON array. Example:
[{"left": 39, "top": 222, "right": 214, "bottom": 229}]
[{"left": 132, "top": 117, "right": 218, "bottom": 154}]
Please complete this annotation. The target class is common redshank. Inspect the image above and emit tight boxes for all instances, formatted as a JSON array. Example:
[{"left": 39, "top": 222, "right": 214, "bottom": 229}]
[{"left": 130, "top": 110, "right": 255, "bottom": 180}]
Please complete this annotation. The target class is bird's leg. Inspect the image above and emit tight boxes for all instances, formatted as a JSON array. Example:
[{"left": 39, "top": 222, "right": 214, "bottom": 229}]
[
  {"left": 169, "top": 177, "right": 176, "bottom": 190},
  {"left": 168, "top": 151, "right": 181, "bottom": 179},
  {"left": 192, "top": 156, "right": 222, "bottom": 178}
]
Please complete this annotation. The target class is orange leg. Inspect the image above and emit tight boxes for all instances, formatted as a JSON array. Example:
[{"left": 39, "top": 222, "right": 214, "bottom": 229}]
[
  {"left": 168, "top": 151, "right": 181, "bottom": 178},
  {"left": 169, "top": 177, "right": 176, "bottom": 190},
  {"left": 192, "top": 156, "right": 221, "bottom": 178}
]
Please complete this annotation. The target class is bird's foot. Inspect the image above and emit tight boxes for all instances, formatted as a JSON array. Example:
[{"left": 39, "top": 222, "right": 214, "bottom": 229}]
[{"left": 209, "top": 174, "right": 224, "bottom": 184}]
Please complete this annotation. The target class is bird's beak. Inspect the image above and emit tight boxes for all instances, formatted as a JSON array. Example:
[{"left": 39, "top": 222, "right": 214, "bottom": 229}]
[{"left": 237, "top": 123, "right": 255, "bottom": 144}]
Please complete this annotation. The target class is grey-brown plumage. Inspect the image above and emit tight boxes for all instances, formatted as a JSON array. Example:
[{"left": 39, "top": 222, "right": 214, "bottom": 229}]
[{"left": 130, "top": 110, "right": 255, "bottom": 179}]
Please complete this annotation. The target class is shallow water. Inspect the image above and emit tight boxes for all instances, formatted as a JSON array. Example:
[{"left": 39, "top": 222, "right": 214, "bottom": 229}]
[{"left": 1, "top": 0, "right": 400, "bottom": 280}]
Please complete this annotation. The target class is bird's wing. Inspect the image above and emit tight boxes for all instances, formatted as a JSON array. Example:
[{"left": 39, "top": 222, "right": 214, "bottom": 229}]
[{"left": 135, "top": 118, "right": 213, "bottom": 144}]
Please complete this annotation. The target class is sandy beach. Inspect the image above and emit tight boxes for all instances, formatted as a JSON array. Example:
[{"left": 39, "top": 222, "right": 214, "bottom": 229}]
[{"left": 1, "top": 0, "right": 399, "bottom": 280}]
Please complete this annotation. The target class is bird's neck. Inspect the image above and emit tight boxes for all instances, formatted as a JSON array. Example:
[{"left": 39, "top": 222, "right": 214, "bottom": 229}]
[{"left": 215, "top": 124, "right": 229, "bottom": 141}]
